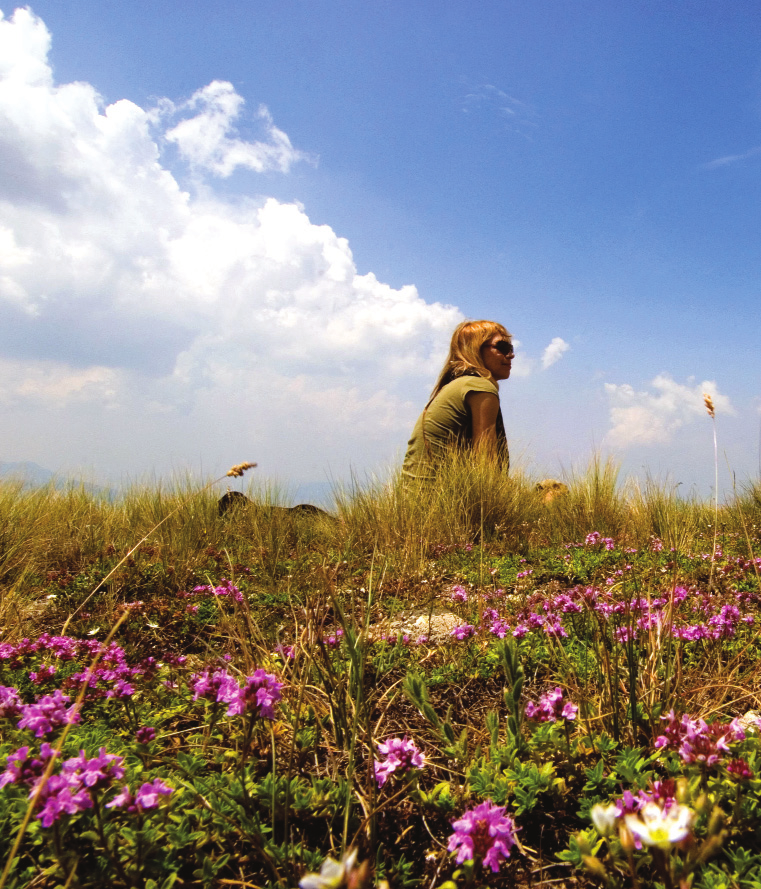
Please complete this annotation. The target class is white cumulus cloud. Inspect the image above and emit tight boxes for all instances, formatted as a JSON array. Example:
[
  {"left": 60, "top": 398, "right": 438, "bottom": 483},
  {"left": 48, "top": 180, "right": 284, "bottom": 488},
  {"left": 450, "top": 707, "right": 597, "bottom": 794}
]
[
  {"left": 541, "top": 337, "right": 569, "bottom": 369},
  {"left": 0, "top": 6, "right": 462, "bottom": 481},
  {"left": 0, "top": 357, "right": 121, "bottom": 406},
  {"left": 604, "top": 374, "right": 734, "bottom": 448},
  {"left": 164, "top": 80, "right": 310, "bottom": 177}
]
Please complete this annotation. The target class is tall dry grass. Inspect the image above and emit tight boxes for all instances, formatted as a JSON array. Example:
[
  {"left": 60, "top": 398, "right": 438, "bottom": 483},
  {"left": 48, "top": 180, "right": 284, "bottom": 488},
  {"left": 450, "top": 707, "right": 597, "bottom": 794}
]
[
  {"left": 331, "top": 450, "right": 541, "bottom": 560},
  {"left": 0, "top": 456, "right": 756, "bottom": 637},
  {"left": 535, "top": 455, "right": 625, "bottom": 544},
  {"left": 625, "top": 476, "right": 709, "bottom": 552}
]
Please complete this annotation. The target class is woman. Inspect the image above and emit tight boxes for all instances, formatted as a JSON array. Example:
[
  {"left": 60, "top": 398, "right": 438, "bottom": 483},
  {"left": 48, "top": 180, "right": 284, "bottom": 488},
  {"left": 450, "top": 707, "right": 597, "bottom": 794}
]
[{"left": 402, "top": 320, "right": 513, "bottom": 481}]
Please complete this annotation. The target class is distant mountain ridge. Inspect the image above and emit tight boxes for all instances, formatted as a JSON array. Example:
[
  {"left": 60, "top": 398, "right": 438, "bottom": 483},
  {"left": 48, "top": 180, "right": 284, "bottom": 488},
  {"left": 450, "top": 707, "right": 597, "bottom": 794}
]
[
  {"left": 0, "top": 461, "right": 56, "bottom": 485},
  {"left": 0, "top": 461, "right": 111, "bottom": 496},
  {"left": 0, "top": 463, "right": 328, "bottom": 505}
]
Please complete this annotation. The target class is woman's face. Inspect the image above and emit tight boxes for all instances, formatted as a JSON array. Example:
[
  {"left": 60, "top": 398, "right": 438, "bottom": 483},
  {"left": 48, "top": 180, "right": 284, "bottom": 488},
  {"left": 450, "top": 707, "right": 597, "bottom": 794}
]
[{"left": 480, "top": 333, "right": 513, "bottom": 381}]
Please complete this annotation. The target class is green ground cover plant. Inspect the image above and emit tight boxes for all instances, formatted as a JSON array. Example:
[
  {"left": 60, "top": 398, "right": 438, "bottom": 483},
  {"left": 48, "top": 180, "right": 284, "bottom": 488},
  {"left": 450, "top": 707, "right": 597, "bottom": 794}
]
[{"left": 2, "top": 455, "right": 761, "bottom": 889}]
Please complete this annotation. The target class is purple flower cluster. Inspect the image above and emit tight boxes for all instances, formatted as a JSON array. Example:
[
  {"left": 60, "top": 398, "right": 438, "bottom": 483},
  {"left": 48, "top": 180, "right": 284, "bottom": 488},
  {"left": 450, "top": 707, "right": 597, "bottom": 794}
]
[
  {"left": 188, "top": 578, "right": 244, "bottom": 603},
  {"left": 16, "top": 689, "right": 81, "bottom": 737},
  {"left": 655, "top": 710, "right": 745, "bottom": 766},
  {"left": 30, "top": 664, "right": 57, "bottom": 684},
  {"left": 107, "top": 778, "right": 173, "bottom": 813},
  {"left": 0, "top": 745, "right": 148, "bottom": 827},
  {"left": 450, "top": 624, "right": 476, "bottom": 641},
  {"left": 322, "top": 628, "right": 344, "bottom": 646},
  {"left": 136, "top": 726, "right": 156, "bottom": 744},
  {"left": 190, "top": 667, "right": 241, "bottom": 708},
  {"left": 374, "top": 736, "right": 425, "bottom": 787},
  {"left": 448, "top": 800, "right": 517, "bottom": 872},
  {"left": 235, "top": 670, "right": 284, "bottom": 719},
  {"left": 486, "top": 609, "right": 510, "bottom": 638},
  {"left": 525, "top": 687, "right": 578, "bottom": 723},
  {"left": 384, "top": 550, "right": 761, "bottom": 656},
  {"left": 190, "top": 667, "right": 283, "bottom": 719},
  {"left": 36, "top": 774, "right": 94, "bottom": 826},
  {"left": 502, "top": 579, "right": 757, "bottom": 647},
  {"left": 671, "top": 603, "right": 752, "bottom": 642},
  {"left": 727, "top": 757, "right": 754, "bottom": 779},
  {"left": 273, "top": 643, "right": 295, "bottom": 660},
  {"left": 0, "top": 684, "right": 22, "bottom": 717},
  {"left": 0, "top": 633, "right": 88, "bottom": 665},
  {"left": 0, "top": 634, "right": 168, "bottom": 702},
  {"left": 0, "top": 743, "right": 55, "bottom": 790},
  {"left": 584, "top": 531, "right": 615, "bottom": 550},
  {"left": 64, "top": 642, "right": 147, "bottom": 700},
  {"left": 450, "top": 585, "right": 469, "bottom": 603},
  {"left": 505, "top": 589, "right": 584, "bottom": 640},
  {"left": 59, "top": 748, "right": 125, "bottom": 789}
]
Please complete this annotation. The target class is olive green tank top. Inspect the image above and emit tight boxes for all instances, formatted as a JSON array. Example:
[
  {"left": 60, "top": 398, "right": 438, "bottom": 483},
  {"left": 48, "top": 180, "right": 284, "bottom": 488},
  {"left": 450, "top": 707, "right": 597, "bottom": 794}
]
[{"left": 402, "top": 374, "right": 508, "bottom": 481}]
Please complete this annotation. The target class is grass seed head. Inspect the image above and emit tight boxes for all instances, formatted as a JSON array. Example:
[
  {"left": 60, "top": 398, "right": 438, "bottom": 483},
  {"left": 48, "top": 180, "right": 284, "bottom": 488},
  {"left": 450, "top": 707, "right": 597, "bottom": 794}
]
[{"left": 226, "top": 462, "right": 257, "bottom": 478}]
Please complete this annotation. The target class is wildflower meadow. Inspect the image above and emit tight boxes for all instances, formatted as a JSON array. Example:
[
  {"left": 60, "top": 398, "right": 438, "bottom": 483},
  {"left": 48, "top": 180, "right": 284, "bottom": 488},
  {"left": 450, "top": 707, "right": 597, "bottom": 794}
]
[{"left": 2, "top": 453, "right": 761, "bottom": 888}]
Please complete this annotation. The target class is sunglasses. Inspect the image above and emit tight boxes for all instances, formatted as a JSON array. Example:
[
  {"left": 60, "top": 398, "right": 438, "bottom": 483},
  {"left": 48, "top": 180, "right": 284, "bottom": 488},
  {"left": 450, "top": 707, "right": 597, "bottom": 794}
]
[{"left": 491, "top": 341, "right": 514, "bottom": 358}]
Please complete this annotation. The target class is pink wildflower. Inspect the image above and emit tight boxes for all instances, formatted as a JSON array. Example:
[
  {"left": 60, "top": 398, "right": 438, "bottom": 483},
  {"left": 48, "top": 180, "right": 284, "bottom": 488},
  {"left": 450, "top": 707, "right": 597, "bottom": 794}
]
[
  {"left": 0, "top": 685, "right": 22, "bottom": 718},
  {"left": 234, "top": 669, "right": 284, "bottom": 719},
  {"left": 190, "top": 668, "right": 241, "bottom": 706},
  {"left": 450, "top": 585, "right": 468, "bottom": 603},
  {"left": 448, "top": 800, "right": 517, "bottom": 872},
  {"left": 29, "top": 665, "right": 56, "bottom": 684},
  {"left": 374, "top": 736, "right": 425, "bottom": 787},
  {"left": 34, "top": 775, "right": 93, "bottom": 827},
  {"left": 60, "top": 748, "right": 125, "bottom": 789},
  {"left": 451, "top": 624, "right": 476, "bottom": 641},
  {"left": 727, "top": 758, "right": 753, "bottom": 780},
  {"left": 17, "top": 690, "right": 80, "bottom": 737},
  {"left": 135, "top": 778, "right": 173, "bottom": 809},
  {"left": 525, "top": 687, "right": 577, "bottom": 723},
  {"left": 655, "top": 710, "right": 744, "bottom": 767}
]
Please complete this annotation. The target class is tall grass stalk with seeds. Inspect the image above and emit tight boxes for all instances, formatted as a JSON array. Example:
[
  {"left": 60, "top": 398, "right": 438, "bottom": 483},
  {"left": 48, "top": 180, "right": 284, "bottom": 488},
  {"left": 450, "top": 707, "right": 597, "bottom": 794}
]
[{"left": 704, "top": 392, "right": 720, "bottom": 591}]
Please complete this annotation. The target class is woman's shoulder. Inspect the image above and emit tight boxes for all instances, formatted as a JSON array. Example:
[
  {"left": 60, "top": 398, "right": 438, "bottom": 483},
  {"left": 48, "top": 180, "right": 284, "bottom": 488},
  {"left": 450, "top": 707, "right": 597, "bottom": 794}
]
[{"left": 442, "top": 373, "right": 499, "bottom": 396}]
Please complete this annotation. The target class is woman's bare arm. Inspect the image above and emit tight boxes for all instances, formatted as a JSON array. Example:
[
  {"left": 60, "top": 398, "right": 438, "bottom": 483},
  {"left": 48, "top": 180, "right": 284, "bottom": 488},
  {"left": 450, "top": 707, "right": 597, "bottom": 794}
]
[{"left": 466, "top": 391, "right": 500, "bottom": 456}]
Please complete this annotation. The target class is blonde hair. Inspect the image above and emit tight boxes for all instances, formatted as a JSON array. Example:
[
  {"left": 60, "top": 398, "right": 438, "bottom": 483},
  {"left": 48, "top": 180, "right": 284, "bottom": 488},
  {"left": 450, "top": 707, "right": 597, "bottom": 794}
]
[{"left": 427, "top": 319, "right": 512, "bottom": 403}]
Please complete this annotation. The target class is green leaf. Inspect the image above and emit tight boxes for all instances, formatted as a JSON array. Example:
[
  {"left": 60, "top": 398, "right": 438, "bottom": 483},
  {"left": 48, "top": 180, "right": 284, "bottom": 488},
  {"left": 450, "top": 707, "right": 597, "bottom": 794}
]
[{"left": 78, "top": 830, "right": 101, "bottom": 843}]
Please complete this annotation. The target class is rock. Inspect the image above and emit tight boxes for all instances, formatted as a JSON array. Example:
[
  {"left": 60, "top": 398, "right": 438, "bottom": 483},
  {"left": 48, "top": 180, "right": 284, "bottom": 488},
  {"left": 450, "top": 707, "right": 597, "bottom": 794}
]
[
  {"left": 374, "top": 607, "right": 463, "bottom": 643},
  {"left": 217, "top": 491, "right": 334, "bottom": 519},
  {"left": 738, "top": 710, "right": 761, "bottom": 732}
]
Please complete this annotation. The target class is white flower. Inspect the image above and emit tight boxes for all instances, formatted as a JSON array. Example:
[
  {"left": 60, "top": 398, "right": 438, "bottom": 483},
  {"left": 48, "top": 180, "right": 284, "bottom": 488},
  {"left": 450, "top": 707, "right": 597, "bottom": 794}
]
[
  {"left": 624, "top": 802, "right": 694, "bottom": 850},
  {"left": 299, "top": 849, "right": 358, "bottom": 889},
  {"left": 591, "top": 803, "right": 620, "bottom": 837}
]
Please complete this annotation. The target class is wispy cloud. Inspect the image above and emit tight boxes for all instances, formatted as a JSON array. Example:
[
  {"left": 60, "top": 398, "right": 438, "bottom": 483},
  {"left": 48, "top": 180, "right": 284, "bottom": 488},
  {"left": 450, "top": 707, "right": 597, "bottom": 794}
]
[
  {"left": 163, "top": 80, "right": 312, "bottom": 177},
  {"left": 541, "top": 337, "right": 570, "bottom": 369},
  {"left": 507, "top": 336, "right": 569, "bottom": 377},
  {"left": 604, "top": 374, "right": 733, "bottom": 448},
  {"left": 701, "top": 145, "right": 761, "bottom": 170},
  {"left": 460, "top": 82, "right": 537, "bottom": 137}
]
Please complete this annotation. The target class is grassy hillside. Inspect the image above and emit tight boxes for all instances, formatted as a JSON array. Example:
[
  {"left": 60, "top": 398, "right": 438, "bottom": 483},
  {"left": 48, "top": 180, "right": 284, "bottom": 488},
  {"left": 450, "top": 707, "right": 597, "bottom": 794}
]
[{"left": 1, "top": 458, "right": 761, "bottom": 888}]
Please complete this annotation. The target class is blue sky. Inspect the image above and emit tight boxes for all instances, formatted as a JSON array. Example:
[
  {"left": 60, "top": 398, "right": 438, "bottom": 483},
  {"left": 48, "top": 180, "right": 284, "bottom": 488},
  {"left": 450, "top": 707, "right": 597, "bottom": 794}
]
[{"left": 0, "top": 2, "right": 759, "bottom": 497}]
